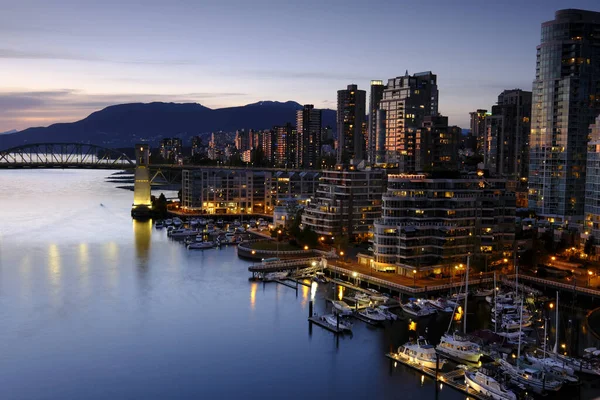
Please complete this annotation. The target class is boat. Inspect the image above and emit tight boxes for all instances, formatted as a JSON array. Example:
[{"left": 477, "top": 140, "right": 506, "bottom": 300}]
[
  {"left": 322, "top": 314, "right": 352, "bottom": 332},
  {"left": 435, "top": 333, "right": 482, "bottom": 363},
  {"left": 464, "top": 371, "right": 517, "bottom": 400},
  {"left": 155, "top": 221, "right": 164, "bottom": 229},
  {"left": 401, "top": 299, "right": 436, "bottom": 317},
  {"left": 352, "top": 292, "right": 371, "bottom": 304},
  {"left": 173, "top": 217, "right": 183, "bottom": 227},
  {"left": 474, "top": 288, "right": 494, "bottom": 297},
  {"left": 235, "top": 226, "right": 245, "bottom": 233},
  {"left": 376, "top": 305, "right": 397, "bottom": 321},
  {"left": 224, "top": 232, "right": 238, "bottom": 244},
  {"left": 331, "top": 300, "right": 352, "bottom": 315},
  {"left": 358, "top": 307, "right": 387, "bottom": 323},
  {"left": 189, "top": 219, "right": 198, "bottom": 227},
  {"left": 216, "top": 219, "right": 224, "bottom": 227},
  {"left": 264, "top": 271, "right": 288, "bottom": 281},
  {"left": 525, "top": 353, "right": 579, "bottom": 384},
  {"left": 366, "top": 288, "right": 387, "bottom": 302},
  {"left": 169, "top": 228, "right": 200, "bottom": 238},
  {"left": 397, "top": 337, "right": 447, "bottom": 369},
  {"left": 187, "top": 241, "right": 215, "bottom": 250},
  {"left": 206, "top": 224, "right": 215, "bottom": 233},
  {"left": 498, "top": 359, "right": 563, "bottom": 393},
  {"left": 313, "top": 272, "right": 328, "bottom": 283},
  {"left": 426, "top": 298, "right": 454, "bottom": 313},
  {"left": 165, "top": 218, "right": 173, "bottom": 226},
  {"left": 199, "top": 218, "right": 208, "bottom": 226}
]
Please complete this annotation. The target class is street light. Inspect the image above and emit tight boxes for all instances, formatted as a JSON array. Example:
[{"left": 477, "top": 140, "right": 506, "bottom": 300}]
[
  {"left": 413, "top": 269, "right": 417, "bottom": 288},
  {"left": 340, "top": 251, "right": 345, "bottom": 263},
  {"left": 304, "top": 245, "right": 309, "bottom": 250},
  {"left": 352, "top": 271, "right": 358, "bottom": 285},
  {"left": 588, "top": 270, "right": 594, "bottom": 287}
]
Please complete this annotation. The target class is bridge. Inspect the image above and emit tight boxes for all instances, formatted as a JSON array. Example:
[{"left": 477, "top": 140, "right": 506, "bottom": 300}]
[{"left": 0, "top": 143, "right": 135, "bottom": 169}]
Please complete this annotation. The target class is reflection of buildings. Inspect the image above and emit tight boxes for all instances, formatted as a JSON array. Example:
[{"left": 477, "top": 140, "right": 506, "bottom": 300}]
[
  {"left": 301, "top": 164, "right": 385, "bottom": 241},
  {"left": 181, "top": 169, "right": 320, "bottom": 215},
  {"left": 372, "top": 173, "right": 515, "bottom": 277}
]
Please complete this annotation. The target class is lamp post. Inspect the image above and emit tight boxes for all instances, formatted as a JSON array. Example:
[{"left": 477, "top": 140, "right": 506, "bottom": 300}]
[
  {"left": 277, "top": 229, "right": 282, "bottom": 254},
  {"left": 588, "top": 270, "right": 593, "bottom": 287},
  {"left": 413, "top": 269, "right": 417, "bottom": 288},
  {"left": 340, "top": 251, "right": 345, "bottom": 263},
  {"left": 352, "top": 271, "right": 358, "bottom": 285}
]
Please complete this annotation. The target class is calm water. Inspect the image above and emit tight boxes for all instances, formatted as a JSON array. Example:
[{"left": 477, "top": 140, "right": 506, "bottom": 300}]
[{"left": 0, "top": 170, "right": 596, "bottom": 399}]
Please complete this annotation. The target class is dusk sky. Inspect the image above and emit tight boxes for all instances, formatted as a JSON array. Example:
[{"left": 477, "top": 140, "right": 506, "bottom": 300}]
[{"left": 0, "top": 0, "right": 598, "bottom": 132}]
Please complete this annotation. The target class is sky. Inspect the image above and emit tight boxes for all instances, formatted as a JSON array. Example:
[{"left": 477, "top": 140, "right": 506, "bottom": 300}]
[{"left": 0, "top": 0, "right": 598, "bottom": 132}]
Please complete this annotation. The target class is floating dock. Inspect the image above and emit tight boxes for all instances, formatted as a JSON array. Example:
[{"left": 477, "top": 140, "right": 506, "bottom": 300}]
[
  {"left": 308, "top": 316, "right": 346, "bottom": 334},
  {"left": 386, "top": 352, "right": 494, "bottom": 400}
]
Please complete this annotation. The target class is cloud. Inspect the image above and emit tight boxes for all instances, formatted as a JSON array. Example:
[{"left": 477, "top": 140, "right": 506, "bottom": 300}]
[
  {"left": 0, "top": 48, "right": 197, "bottom": 66},
  {"left": 0, "top": 89, "right": 248, "bottom": 131},
  {"left": 243, "top": 69, "right": 372, "bottom": 81}
]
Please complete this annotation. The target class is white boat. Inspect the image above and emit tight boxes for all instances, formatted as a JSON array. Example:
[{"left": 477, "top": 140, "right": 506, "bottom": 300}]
[
  {"left": 187, "top": 241, "right": 215, "bottom": 250},
  {"left": 498, "top": 359, "right": 563, "bottom": 393},
  {"left": 216, "top": 219, "right": 224, "bottom": 227},
  {"left": 352, "top": 292, "right": 371, "bottom": 304},
  {"left": 224, "top": 233, "right": 238, "bottom": 244},
  {"left": 501, "top": 318, "right": 532, "bottom": 331},
  {"left": 401, "top": 300, "right": 436, "bottom": 317},
  {"left": 233, "top": 219, "right": 241, "bottom": 227},
  {"left": 199, "top": 218, "right": 208, "bottom": 226},
  {"left": 173, "top": 217, "right": 183, "bottom": 227},
  {"left": 331, "top": 300, "right": 352, "bottom": 315},
  {"left": 235, "top": 226, "right": 245, "bottom": 233},
  {"left": 322, "top": 314, "right": 352, "bottom": 332},
  {"left": 165, "top": 219, "right": 173, "bottom": 226},
  {"left": 525, "top": 353, "right": 578, "bottom": 383},
  {"left": 426, "top": 298, "right": 454, "bottom": 313},
  {"left": 474, "top": 288, "right": 494, "bottom": 297},
  {"left": 189, "top": 219, "right": 199, "bottom": 227},
  {"left": 155, "top": 221, "right": 164, "bottom": 229},
  {"left": 435, "top": 333, "right": 482, "bottom": 363},
  {"left": 397, "top": 337, "right": 447, "bottom": 369},
  {"left": 366, "top": 288, "right": 387, "bottom": 302},
  {"left": 376, "top": 305, "right": 397, "bottom": 321},
  {"left": 358, "top": 307, "right": 387, "bottom": 323},
  {"left": 464, "top": 371, "right": 516, "bottom": 400},
  {"left": 264, "top": 271, "right": 288, "bottom": 281},
  {"left": 313, "top": 272, "right": 328, "bottom": 283},
  {"left": 206, "top": 224, "right": 215, "bottom": 233},
  {"left": 169, "top": 228, "right": 200, "bottom": 238}
]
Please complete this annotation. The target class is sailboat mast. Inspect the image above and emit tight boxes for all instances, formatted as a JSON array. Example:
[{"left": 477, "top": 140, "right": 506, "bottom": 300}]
[
  {"left": 494, "top": 271, "right": 497, "bottom": 333},
  {"left": 464, "top": 256, "right": 469, "bottom": 335},
  {"left": 517, "top": 297, "right": 524, "bottom": 361},
  {"left": 543, "top": 318, "right": 547, "bottom": 361},
  {"left": 514, "top": 250, "right": 518, "bottom": 299},
  {"left": 553, "top": 291, "right": 559, "bottom": 354}
]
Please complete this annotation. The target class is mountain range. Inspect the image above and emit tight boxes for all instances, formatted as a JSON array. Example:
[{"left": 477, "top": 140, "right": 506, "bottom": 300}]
[{"left": 0, "top": 101, "right": 337, "bottom": 150}]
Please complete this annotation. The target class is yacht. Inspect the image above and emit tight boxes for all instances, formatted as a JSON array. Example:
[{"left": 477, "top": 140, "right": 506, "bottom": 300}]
[
  {"left": 187, "top": 241, "right": 215, "bottom": 250},
  {"left": 401, "top": 299, "right": 436, "bottom": 317},
  {"left": 498, "top": 359, "right": 563, "bottom": 394},
  {"left": 358, "top": 307, "right": 387, "bottom": 323},
  {"left": 331, "top": 300, "right": 353, "bottom": 315},
  {"left": 464, "top": 371, "right": 516, "bottom": 400},
  {"left": 206, "top": 224, "right": 215, "bottom": 233},
  {"left": 189, "top": 219, "right": 199, "bottom": 228},
  {"left": 397, "top": 337, "right": 447, "bottom": 370},
  {"left": 322, "top": 314, "right": 352, "bottom": 332},
  {"left": 426, "top": 298, "right": 454, "bottom": 313},
  {"left": 524, "top": 354, "right": 578, "bottom": 384},
  {"left": 352, "top": 292, "right": 371, "bottom": 304},
  {"left": 435, "top": 333, "right": 482, "bottom": 363},
  {"left": 367, "top": 288, "right": 387, "bottom": 302}
]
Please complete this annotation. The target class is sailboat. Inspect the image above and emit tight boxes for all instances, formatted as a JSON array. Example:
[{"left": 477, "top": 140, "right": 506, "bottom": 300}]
[
  {"left": 498, "top": 298, "right": 563, "bottom": 394},
  {"left": 436, "top": 256, "right": 482, "bottom": 363}
]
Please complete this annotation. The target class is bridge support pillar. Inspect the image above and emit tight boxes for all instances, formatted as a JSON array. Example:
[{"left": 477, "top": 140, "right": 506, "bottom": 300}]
[{"left": 131, "top": 144, "right": 152, "bottom": 219}]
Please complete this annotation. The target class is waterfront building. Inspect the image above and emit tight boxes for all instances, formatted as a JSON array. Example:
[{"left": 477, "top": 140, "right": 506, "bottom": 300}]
[
  {"left": 528, "top": 9, "right": 600, "bottom": 224},
  {"left": 372, "top": 173, "right": 515, "bottom": 276},
  {"left": 301, "top": 164, "right": 386, "bottom": 241},
  {"left": 160, "top": 138, "right": 182, "bottom": 161},
  {"left": 483, "top": 89, "right": 532, "bottom": 179},
  {"left": 274, "top": 123, "right": 296, "bottom": 168},
  {"left": 378, "top": 71, "right": 439, "bottom": 168},
  {"left": 296, "top": 105, "right": 322, "bottom": 169},
  {"left": 337, "top": 84, "right": 366, "bottom": 163},
  {"left": 469, "top": 109, "right": 488, "bottom": 157},
  {"left": 368, "top": 80, "right": 385, "bottom": 164},
  {"left": 181, "top": 168, "right": 320, "bottom": 215},
  {"left": 584, "top": 115, "right": 600, "bottom": 251},
  {"left": 418, "top": 116, "right": 460, "bottom": 172}
]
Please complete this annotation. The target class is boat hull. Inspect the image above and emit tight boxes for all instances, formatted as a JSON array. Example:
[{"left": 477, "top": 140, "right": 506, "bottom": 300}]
[{"left": 465, "top": 372, "right": 516, "bottom": 400}]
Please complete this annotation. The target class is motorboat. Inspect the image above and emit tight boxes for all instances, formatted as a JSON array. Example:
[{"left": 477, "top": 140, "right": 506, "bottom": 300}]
[
  {"left": 376, "top": 305, "right": 397, "bottom": 321},
  {"left": 187, "top": 241, "right": 215, "bottom": 250},
  {"left": 189, "top": 219, "right": 199, "bottom": 227},
  {"left": 397, "top": 337, "right": 447, "bottom": 369},
  {"left": 155, "top": 220, "right": 164, "bottom": 229},
  {"left": 199, "top": 218, "right": 208, "bottom": 226},
  {"left": 366, "top": 288, "right": 387, "bottom": 302},
  {"left": 173, "top": 217, "right": 183, "bottom": 227},
  {"left": 224, "top": 233, "right": 238, "bottom": 244},
  {"left": 235, "top": 226, "right": 245, "bottom": 233},
  {"left": 474, "top": 288, "right": 494, "bottom": 297},
  {"left": 206, "top": 224, "right": 215, "bottom": 233},
  {"left": 322, "top": 314, "right": 352, "bottom": 332},
  {"left": 264, "top": 271, "right": 288, "bottom": 281},
  {"left": 401, "top": 299, "right": 436, "bottom": 317},
  {"left": 464, "top": 370, "right": 516, "bottom": 400},
  {"left": 525, "top": 353, "right": 578, "bottom": 384},
  {"left": 487, "top": 291, "right": 518, "bottom": 305},
  {"left": 249, "top": 219, "right": 256, "bottom": 227},
  {"left": 358, "top": 307, "right": 387, "bottom": 323},
  {"left": 352, "top": 292, "right": 371, "bottom": 304},
  {"left": 233, "top": 219, "right": 241, "bottom": 227},
  {"left": 435, "top": 333, "right": 482, "bottom": 363},
  {"left": 542, "top": 350, "right": 600, "bottom": 376},
  {"left": 313, "top": 272, "right": 328, "bottom": 283},
  {"left": 169, "top": 228, "right": 200, "bottom": 238},
  {"left": 450, "top": 292, "right": 466, "bottom": 302},
  {"left": 216, "top": 219, "right": 224, "bottom": 227},
  {"left": 165, "top": 218, "right": 173, "bottom": 226},
  {"left": 501, "top": 318, "right": 532, "bottom": 331},
  {"left": 498, "top": 359, "right": 563, "bottom": 393},
  {"left": 331, "top": 300, "right": 352, "bottom": 315},
  {"left": 426, "top": 298, "right": 454, "bottom": 313}
]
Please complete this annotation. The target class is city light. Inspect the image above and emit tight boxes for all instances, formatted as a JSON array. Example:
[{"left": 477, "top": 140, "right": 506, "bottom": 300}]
[{"left": 304, "top": 245, "right": 309, "bottom": 250}]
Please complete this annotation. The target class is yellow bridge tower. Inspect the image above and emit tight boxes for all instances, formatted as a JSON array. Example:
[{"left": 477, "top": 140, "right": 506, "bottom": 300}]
[{"left": 131, "top": 144, "right": 152, "bottom": 219}]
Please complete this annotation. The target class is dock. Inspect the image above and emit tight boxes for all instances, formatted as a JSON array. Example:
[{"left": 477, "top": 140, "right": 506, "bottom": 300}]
[
  {"left": 308, "top": 316, "right": 345, "bottom": 334},
  {"left": 386, "top": 353, "right": 494, "bottom": 400}
]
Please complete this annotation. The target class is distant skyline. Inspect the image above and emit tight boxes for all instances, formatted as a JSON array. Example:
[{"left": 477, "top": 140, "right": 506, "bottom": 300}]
[{"left": 0, "top": 1, "right": 598, "bottom": 132}]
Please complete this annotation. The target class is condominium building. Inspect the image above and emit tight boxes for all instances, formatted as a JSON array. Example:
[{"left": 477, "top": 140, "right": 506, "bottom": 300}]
[
  {"left": 274, "top": 123, "right": 296, "bottom": 168},
  {"left": 528, "top": 9, "right": 600, "bottom": 223},
  {"left": 181, "top": 168, "right": 320, "bottom": 215},
  {"left": 469, "top": 109, "right": 488, "bottom": 157},
  {"left": 368, "top": 80, "right": 385, "bottom": 164},
  {"left": 301, "top": 164, "right": 386, "bottom": 241},
  {"left": 378, "top": 71, "right": 439, "bottom": 168},
  {"left": 372, "top": 173, "right": 515, "bottom": 276},
  {"left": 418, "top": 116, "right": 460, "bottom": 172},
  {"left": 160, "top": 138, "right": 182, "bottom": 161},
  {"left": 296, "top": 105, "right": 322, "bottom": 168},
  {"left": 584, "top": 115, "right": 600, "bottom": 249},
  {"left": 337, "top": 84, "right": 366, "bottom": 163}
]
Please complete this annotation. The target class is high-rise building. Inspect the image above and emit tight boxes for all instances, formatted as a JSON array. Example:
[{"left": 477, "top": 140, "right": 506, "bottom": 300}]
[
  {"left": 368, "top": 80, "right": 385, "bottom": 164},
  {"left": 296, "top": 105, "right": 322, "bottom": 168},
  {"left": 378, "top": 71, "right": 438, "bottom": 168},
  {"left": 191, "top": 136, "right": 202, "bottom": 157},
  {"left": 301, "top": 164, "right": 385, "bottom": 241},
  {"left": 469, "top": 109, "right": 488, "bottom": 156},
  {"left": 418, "top": 116, "right": 460, "bottom": 171},
  {"left": 584, "top": 115, "right": 600, "bottom": 249},
  {"left": 259, "top": 129, "right": 276, "bottom": 165},
  {"left": 337, "top": 84, "right": 366, "bottom": 164},
  {"left": 160, "top": 138, "right": 182, "bottom": 161},
  {"left": 372, "top": 173, "right": 515, "bottom": 276},
  {"left": 274, "top": 123, "right": 296, "bottom": 168},
  {"left": 529, "top": 9, "right": 600, "bottom": 223},
  {"left": 483, "top": 89, "right": 532, "bottom": 179}
]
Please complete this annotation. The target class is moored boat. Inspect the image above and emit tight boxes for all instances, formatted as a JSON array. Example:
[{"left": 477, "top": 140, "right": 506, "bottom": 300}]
[
  {"left": 322, "top": 314, "right": 352, "bottom": 332},
  {"left": 187, "top": 241, "right": 215, "bottom": 250},
  {"left": 435, "top": 333, "right": 482, "bottom": 363},
  {"left": 331, "top": 300, "right": 352, "bottom": 315},
  {"left": 358, "top": 307, "right": 387, "bottom": 323},
  {"left": 397, "top": 337, "right": 447, "bottom": 369},
  {"left": 464, "top": 370, "right": 516, "bottom": 400}
]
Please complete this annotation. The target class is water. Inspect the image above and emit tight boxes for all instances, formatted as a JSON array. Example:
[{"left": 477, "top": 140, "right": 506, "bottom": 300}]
[{"left": 0, "top": 170, "right": 596, "bottom": 399}]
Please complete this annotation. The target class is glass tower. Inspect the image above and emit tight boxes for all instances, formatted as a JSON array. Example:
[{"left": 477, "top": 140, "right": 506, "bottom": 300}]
[{"left": 528, "top": 9, "right": 600, "bottom": 223}]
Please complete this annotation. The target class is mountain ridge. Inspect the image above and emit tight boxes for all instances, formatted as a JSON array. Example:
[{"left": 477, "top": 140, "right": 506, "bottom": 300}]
[{"left": 1, "top": 101, "right": 336, "bottom": 150}]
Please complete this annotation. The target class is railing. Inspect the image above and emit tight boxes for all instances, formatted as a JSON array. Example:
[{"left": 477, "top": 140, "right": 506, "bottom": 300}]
[
  {"left": 248, "top": 258, "right": 323, "bottom": 272},
  {"left": 516, "top": 274, "right": 600, "bottom": 297}
]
